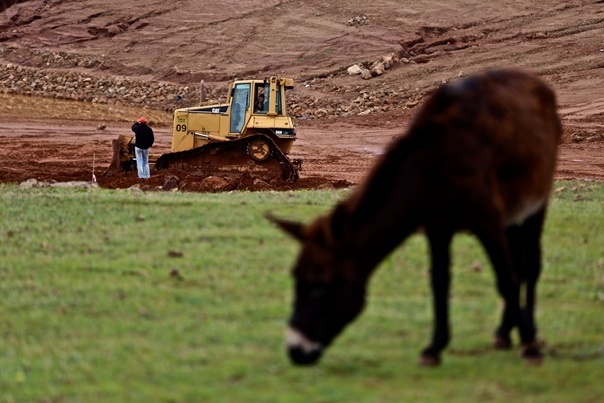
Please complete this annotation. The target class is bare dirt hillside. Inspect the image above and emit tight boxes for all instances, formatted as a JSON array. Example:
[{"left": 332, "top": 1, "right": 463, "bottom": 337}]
[{"left": 1, "top": 0, "right": 603, "bottom": 190}]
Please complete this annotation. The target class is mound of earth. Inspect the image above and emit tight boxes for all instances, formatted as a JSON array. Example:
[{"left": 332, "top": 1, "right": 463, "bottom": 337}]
[{"left": 99, "top": 169, "right": 353, "bottom": 192}]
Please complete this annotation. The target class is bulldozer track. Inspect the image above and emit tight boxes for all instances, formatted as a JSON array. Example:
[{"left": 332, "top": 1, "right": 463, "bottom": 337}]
[{"left": 155, "top": 134, "right": 299, "bottom": 182}]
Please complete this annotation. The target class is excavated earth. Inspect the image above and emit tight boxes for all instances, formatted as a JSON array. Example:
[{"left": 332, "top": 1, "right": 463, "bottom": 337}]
[{"left": 1, "top": 0, "right": 603, "bottom": 191}]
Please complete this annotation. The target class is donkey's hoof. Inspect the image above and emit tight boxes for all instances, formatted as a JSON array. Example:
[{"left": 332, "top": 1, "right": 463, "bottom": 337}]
[
  {"left": 419, "top": 350, "right": 441, "bottom": 367},
  {"left": 493, "top": 335, "right": 513, "bottom": 350},
  {"left": 521, "top": 343, "right": 543, "bottom": 365},
  {"left": 523, "top": 355, "right": 543, "bottom": 366},
  {"left": 419, "top": 355, "right": 441, "bottom": 367}
]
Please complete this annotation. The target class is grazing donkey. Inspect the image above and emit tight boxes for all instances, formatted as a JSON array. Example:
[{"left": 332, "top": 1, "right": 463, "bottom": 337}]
[{"left": 269, "top": 69, "right": 561, "bottom": 366}]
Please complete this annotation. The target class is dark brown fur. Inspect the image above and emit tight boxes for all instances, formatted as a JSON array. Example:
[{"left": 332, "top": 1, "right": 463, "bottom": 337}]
[{"left": 270, "top": 69, "right": 561, "bottom": 366}]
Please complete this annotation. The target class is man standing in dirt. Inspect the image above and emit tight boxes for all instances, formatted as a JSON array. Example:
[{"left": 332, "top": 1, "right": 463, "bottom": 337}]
[{"left": 131, "top": 117, "right": 154, "bottom": 179}]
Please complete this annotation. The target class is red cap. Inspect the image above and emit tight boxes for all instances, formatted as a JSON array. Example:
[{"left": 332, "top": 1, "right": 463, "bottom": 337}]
[{"left": 138, "top": 117, "right": 147, "bottom": 124}]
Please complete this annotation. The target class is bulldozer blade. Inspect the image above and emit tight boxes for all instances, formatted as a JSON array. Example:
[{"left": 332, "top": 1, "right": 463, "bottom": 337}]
[{"left": 103, "top": 135, "right": 135, "bottom": 176}]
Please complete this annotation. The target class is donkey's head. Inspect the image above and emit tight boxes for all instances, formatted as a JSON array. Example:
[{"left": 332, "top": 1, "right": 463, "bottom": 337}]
[{"left": 268, "top": 205, "right": 371, "bottom": 365}]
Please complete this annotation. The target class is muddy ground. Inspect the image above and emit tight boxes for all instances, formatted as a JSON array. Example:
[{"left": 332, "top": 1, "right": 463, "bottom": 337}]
[
  {"left": 0, "top": 110, "right": 602, "bottom": 192},
  {"left": 0, "top": 0, "right": 603, "bottom": 190},
  {"left": 0, "top": 111, "right": 409, "bottom": 191}
]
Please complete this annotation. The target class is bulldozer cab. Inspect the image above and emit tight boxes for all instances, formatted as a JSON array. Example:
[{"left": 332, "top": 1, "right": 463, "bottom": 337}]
[
  {"left": 229, "top": 80, "right": 283, "bottom": 133},
  {"left": 229, "top": 79, "right": 286, "bottom": 134},
  {"left": 252, "top": 80, "right": 286, "bottom": 116}
]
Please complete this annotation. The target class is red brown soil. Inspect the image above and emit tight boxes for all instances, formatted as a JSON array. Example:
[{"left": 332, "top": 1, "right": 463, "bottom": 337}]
[
  {"left": 1, "top": 0, "right": 603, "bottom": 190},
  {"left": 0, "top": 111, "right": 601, "bottom": 192},
  {"left": 0, "top": 114, "right": 397, "bottom": 191}
]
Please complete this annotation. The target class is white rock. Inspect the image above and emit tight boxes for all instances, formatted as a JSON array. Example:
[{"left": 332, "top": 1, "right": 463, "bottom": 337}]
[{"left": 347, "top": 64, "right": 363, "bottom": 75}]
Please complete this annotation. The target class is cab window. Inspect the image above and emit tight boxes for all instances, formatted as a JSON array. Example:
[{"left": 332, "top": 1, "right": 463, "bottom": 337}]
[
  {"left": 230, "top": 83, "right": 250, "bottom": 133},
  {"left": 275, "top": 85, "right": 282, "bottom": 115},
  {"left": 254, "top": 84, "right": 268, "bottom": 114}
]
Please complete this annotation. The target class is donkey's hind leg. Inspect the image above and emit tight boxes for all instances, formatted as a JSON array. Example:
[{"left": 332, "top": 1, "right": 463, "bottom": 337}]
[
  {"left": 477, "top": 225, "right": 520, "bottom": 351},
  {"left": 506, "top": 207, "right": 547, "bottom": 363},
  {"left": 471, "top": 208, "right": 540, "bottom": 356}
]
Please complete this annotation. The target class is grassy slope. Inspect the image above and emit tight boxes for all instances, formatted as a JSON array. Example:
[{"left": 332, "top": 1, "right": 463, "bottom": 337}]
[{"left": 0, "top": 182, "right": 602, "bottom": 402}]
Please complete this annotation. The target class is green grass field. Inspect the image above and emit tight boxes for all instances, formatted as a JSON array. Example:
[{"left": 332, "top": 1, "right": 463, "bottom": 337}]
[{"left": 0, "top": 181, "right": 602, "bottom": 402}]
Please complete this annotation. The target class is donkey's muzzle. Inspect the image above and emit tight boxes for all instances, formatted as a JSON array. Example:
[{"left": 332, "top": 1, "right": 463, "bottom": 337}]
[
  {"left": 288, "top": 345, "right": 323, "bottom": 365},
  {"left": 285, "top": 326, "right": 324, "bottom": 365}
]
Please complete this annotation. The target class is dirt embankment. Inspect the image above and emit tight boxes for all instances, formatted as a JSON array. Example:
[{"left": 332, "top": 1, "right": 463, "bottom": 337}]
[{"left": 0, "top": 0, "right": 603, "bottom": 190}]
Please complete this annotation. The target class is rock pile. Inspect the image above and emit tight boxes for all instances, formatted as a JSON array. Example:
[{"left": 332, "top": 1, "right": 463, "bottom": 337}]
[
  {"left": 347, "top": 53, "right": 400, "bottom": 80},
  {"left": 0, "top": 63, "right": 211, "bottom": 111},
  {"left": 289, "top": 83, "right": 421, "bottom": 119},
  {"left": 0, "top": 54, "right": 427, "bottom": 120}
]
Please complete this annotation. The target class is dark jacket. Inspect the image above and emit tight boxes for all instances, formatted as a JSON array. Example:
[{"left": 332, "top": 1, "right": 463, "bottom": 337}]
[{"left": 131, "top": 122, "right": 154, "bottom": 149}]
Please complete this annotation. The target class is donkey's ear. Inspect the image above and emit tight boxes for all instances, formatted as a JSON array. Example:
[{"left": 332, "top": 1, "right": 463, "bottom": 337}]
[{"left": 265, "top": 213, "right": 306, "bottom": 242}]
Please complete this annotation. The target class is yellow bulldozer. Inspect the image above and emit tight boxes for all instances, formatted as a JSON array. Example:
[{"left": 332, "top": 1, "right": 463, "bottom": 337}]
[{"left": 107, "top": 76, "right": 302, "bottom": 182}]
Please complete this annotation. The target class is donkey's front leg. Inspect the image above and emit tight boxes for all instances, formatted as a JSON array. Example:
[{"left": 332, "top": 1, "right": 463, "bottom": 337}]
[{"left": 420, "top": 230, "right": 454, "bottom": 366}]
